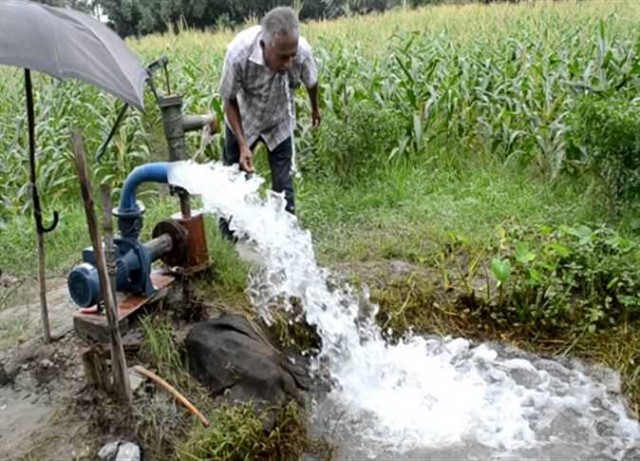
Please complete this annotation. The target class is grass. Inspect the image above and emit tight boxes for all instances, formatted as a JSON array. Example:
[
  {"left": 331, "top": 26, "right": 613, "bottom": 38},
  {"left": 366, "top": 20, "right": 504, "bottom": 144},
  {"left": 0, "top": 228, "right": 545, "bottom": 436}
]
[
  {"left": 298, "top": 154, "right": 606, "bottom": 265},
  {"left": 0, "top": 316, "right": 30, "bottom": 349},
  {"left": 136, "top": 315, "right": 323, "bottom": 461},
  {"left": 176, "top": 401, "right": 308, "bottom": 461}
]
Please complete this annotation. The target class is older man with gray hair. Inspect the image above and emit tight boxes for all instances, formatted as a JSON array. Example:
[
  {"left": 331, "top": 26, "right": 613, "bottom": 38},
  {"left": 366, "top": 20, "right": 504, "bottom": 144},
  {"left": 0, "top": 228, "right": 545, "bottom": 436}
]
[{"left": 218, "top": 6, "right": 320, "bottom": 235}]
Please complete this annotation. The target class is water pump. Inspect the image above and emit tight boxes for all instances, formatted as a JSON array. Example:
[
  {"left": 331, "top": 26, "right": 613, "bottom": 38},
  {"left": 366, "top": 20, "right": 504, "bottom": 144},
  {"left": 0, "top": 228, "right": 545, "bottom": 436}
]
[{"left": 68, "top": 55, "right": 214, "bottom": 314}]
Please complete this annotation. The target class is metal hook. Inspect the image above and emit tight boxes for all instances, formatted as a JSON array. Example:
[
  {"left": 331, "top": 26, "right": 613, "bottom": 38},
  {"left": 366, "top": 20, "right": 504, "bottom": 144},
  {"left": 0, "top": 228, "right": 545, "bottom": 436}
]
[{"left": 37, "top": 210, "right": 59, "bottom": 234}]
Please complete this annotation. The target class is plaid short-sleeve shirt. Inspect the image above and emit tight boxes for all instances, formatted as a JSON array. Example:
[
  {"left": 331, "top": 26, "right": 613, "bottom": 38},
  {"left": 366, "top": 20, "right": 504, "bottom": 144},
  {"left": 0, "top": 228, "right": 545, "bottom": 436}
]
[{"left": 219, "top": 25, "right": 318, "bottom": 151}]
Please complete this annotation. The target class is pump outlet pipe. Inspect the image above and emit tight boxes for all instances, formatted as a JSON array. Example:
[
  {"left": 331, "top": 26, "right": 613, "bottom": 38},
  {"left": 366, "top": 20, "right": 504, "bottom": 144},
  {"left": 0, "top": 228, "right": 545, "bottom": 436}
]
[{"left": 114, "top": 162, "right": 170, "bottom": 240}]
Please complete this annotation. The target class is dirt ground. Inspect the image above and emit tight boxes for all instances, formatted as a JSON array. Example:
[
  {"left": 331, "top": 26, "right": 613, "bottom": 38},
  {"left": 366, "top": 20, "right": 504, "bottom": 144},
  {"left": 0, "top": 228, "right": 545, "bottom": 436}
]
[
  {"left": 0, "top": 245, "right": 261, "bottom": 461},
  {"left": 0, "top": 276, "right": 121, "bottom": 460}
]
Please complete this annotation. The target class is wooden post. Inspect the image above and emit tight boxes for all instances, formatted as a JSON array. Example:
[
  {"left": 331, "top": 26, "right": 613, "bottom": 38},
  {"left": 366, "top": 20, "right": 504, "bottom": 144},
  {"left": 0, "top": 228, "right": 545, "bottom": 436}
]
[
  {"left": 81, "top": 346, "right": 109, "bottom": 392},
  {"left": 36, "top": 229, "right": 51, "bottom": 342},
  {"left": 25, "top": 69, "right": 51, "bottom": 344},
  {"left": 71, "top": 131, "right": 131, "bottom": 405}
]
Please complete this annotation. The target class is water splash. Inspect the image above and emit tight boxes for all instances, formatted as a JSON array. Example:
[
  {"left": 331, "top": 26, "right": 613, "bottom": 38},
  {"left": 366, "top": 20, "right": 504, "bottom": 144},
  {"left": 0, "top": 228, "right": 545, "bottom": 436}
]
[{"left": 168, "top": 161, "right": 640, "bottom": 460}]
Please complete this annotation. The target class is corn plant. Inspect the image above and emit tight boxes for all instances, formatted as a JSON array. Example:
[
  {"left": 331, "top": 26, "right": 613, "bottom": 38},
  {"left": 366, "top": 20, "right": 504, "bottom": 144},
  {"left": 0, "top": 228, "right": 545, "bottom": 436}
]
[{"left": 1, "top": 0, "right": 640, "bottom": 214}]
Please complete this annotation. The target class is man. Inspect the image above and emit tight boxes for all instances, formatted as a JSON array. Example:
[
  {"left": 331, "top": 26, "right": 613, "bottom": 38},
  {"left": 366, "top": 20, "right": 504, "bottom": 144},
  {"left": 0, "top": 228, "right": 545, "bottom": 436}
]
[{"left": 218, "top": 6, "right": 320, "bottom": 238}]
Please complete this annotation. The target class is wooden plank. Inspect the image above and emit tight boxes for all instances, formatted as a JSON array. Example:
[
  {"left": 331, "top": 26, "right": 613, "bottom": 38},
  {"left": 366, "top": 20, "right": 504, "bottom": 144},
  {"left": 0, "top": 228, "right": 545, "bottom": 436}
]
[{"left": 74, "top": 271, "right": 175, "bottom": 342}]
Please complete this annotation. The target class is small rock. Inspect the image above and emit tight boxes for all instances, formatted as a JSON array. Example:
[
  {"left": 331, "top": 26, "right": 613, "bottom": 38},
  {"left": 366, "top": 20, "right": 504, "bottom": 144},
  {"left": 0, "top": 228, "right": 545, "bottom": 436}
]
[
  {"left": 0, "top": 364, "right": 11, "bottom": 386},
  {"left": 97, "top": 442, "right": 118, "bottom": 460},
  {"left": 115, "top": 443, "right": 141, "bottom": 461},
  {"left": 185, "top": 314, "right": 304, "bottom": 412},
  {"left": 0, "top": 273, "right": 19, "bottom": 287},
  {"left": 40, "top": 359, "right": 54, "bottom": 368},
  {"left": 98, "top": 441, "right": 141, "bottom": 461},
  {"left": 128, "top": 368, "right": 145, "bottom": 392}
]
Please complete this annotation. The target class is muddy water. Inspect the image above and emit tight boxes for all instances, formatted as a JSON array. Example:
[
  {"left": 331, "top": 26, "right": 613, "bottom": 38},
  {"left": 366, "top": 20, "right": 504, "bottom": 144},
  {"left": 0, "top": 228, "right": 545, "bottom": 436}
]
[{"left": 308, "top": 342, "right": 640, "bottom": 461}]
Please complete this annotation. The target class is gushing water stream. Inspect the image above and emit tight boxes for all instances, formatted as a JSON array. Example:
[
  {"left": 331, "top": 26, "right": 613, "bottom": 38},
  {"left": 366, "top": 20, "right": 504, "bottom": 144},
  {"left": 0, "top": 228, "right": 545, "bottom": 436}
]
[{"left": 168, "top": 161, "right": 640, "bottom": 460}]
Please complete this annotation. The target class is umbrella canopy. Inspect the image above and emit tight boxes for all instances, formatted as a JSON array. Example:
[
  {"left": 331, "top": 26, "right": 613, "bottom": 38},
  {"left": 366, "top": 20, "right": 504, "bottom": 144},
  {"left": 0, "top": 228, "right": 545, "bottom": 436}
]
[
  {"left": 0, "top": 0, "right": 150, "bottom": 344},
  {"left": 0, "top": 0, "right": 147, "bottom": 110}
]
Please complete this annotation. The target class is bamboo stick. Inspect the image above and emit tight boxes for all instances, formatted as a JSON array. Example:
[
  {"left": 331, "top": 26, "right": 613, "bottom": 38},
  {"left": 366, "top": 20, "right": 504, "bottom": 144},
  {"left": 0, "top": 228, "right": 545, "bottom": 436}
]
[
  {"left": 72, "top": 131, "right": 131, "bottom": 405},
  {"left": 133, "top": 365, "right": 210, "bottom": 428}
]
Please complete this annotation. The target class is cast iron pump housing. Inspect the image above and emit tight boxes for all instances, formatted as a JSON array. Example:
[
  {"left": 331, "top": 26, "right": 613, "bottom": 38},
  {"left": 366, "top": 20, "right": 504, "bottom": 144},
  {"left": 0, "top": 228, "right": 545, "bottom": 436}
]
[{"left": 67, "top": 56, "right": 213, "bottom": 309}]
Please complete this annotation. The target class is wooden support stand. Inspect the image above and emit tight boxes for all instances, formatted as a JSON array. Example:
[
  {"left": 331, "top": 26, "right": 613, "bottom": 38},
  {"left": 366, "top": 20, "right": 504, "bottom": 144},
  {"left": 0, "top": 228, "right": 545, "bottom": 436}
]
[{"left": 73, "top": 271, "right": 175, "bottom": 342}]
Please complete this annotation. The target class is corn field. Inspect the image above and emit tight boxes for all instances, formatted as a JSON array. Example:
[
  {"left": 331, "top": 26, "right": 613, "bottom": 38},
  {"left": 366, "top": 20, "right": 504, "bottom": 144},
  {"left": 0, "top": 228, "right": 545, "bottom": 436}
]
[{"left": 0, "top": 0, "right": 639, "bottom": 221}]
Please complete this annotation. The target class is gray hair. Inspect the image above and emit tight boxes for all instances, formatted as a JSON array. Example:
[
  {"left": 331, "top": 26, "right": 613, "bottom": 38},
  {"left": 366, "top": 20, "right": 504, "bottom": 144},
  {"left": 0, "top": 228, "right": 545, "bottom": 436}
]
[{"left": 261, "top": 7, "right": 299, "bottom": 45}]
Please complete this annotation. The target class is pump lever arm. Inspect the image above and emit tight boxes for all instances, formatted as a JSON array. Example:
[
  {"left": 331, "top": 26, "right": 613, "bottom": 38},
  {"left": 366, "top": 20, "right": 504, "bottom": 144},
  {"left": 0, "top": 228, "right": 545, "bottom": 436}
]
[{"left": 96, "top": 103, "right": 128, "bottom": 163}]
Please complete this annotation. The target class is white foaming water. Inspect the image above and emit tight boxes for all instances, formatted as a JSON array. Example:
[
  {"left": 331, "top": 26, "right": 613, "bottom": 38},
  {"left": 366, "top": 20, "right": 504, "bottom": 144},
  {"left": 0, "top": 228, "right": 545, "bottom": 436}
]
[{"left": 168, "top": 161, "right": 640, "bottom": 460}]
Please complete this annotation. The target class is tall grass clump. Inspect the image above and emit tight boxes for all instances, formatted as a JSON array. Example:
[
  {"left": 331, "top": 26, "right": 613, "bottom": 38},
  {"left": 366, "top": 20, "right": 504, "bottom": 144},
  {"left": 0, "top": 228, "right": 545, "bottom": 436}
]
[
  {"left": 311, "top": 99, "right": 403, "bottom": 180},
  {"left": 566, "top": 94, "right": 640, "bottom": 209},
  {"left": 138, "top": 317, "right": 312, "bottom": 460}
]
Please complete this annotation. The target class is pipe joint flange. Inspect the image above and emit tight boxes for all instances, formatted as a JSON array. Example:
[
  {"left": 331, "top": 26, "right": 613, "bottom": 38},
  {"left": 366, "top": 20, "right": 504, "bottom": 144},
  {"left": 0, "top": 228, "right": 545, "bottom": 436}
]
[{"left": 152, "top": 219, "right": 188, "bottom": 267}]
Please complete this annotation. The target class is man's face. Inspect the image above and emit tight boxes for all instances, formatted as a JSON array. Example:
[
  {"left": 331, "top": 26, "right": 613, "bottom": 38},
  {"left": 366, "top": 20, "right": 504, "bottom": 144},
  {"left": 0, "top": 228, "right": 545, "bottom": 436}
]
[{"left": 262, "top": 33, "right": 298, "bottom": 73}]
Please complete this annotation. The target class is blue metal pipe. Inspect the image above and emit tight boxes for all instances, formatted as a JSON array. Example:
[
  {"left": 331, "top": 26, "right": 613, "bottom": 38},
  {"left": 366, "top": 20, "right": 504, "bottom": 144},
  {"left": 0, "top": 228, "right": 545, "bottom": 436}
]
[
  {"left": 118, "top": 162, "right": 170, "bottom": 212},
  {"left": 116, "top": 162, "right": 170, "bottom": 240}
]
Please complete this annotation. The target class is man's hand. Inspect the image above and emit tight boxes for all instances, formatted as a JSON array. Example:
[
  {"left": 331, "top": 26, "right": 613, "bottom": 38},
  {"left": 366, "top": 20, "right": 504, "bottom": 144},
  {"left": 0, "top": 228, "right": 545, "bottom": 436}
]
[
  {"left": 307, "top": 84, "right": 321, "bottom": 129},
  {"left": 239, "top": 144, "right": 254, "bottom": 173},
  {"left": 312, "top": 107, "right": 321, "bottom": 128}
]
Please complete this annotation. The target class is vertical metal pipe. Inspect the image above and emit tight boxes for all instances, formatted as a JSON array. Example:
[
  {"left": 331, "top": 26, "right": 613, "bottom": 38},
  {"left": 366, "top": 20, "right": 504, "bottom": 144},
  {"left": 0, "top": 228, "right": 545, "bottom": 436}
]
[
  {"left": 159, "top": 95, "right": 187, "bottom": 162},
  {"left": 159, "top": 95, "right": 192, "bottom": 219},
  {"left": 101, "top": 184, "right": 117, "bottom": 314},
  {"left": 179, "top": 194, "right": 191, "bottom": 219}
]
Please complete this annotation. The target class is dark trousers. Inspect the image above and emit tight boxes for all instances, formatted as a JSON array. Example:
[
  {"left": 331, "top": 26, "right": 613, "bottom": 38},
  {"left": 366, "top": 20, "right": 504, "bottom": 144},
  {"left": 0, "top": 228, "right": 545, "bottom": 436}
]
[{"left": 219, "top": 125, "right": 295, "bottom": 240}]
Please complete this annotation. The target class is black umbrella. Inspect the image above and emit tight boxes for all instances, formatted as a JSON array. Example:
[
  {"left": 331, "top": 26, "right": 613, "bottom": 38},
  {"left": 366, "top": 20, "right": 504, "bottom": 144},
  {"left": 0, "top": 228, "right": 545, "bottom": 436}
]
[{"left": 0, "top": 0, "right": 148, "bottom": 342}]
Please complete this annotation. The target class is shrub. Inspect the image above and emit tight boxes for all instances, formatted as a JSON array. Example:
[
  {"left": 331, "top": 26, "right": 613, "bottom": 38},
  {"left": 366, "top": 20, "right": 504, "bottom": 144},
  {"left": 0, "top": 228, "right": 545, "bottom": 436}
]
[
  {"left": 489, "top": 224, "right": 640, "bottom": 335},
  {"left": 309, "top": 100, "right": 403, "bottom": 181},
  {"left": 566, "top": 95, "right": 640, "bottom": 206}
]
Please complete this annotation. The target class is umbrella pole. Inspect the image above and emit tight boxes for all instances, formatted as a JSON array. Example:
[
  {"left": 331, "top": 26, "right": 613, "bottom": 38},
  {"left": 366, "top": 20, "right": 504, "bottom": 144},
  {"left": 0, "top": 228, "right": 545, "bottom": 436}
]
[{"left": 25, "top": 69, "right": 51, "bottom": 344}]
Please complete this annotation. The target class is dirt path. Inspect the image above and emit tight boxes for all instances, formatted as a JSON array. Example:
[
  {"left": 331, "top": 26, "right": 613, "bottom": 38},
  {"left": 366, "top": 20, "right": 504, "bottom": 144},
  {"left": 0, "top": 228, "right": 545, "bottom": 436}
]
[
  {"left": 0, "top": 277, "right": 74, "bottom": 348},
  {"left": 0, "top": 387, "right": 54, "bottom": 456},
  {"left": 0, "top": 277, "right": 93, "bottom": 460}
]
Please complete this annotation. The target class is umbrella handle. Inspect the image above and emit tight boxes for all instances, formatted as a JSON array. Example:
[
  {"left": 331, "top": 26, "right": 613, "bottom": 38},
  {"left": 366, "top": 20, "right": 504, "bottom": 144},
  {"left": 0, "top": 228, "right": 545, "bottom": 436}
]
[
  {"left": 24, "top": 69, "right": 59, "bottom": 236},
  {"left": 38, "top": 210, "right": 59, "bottom": 234}
]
